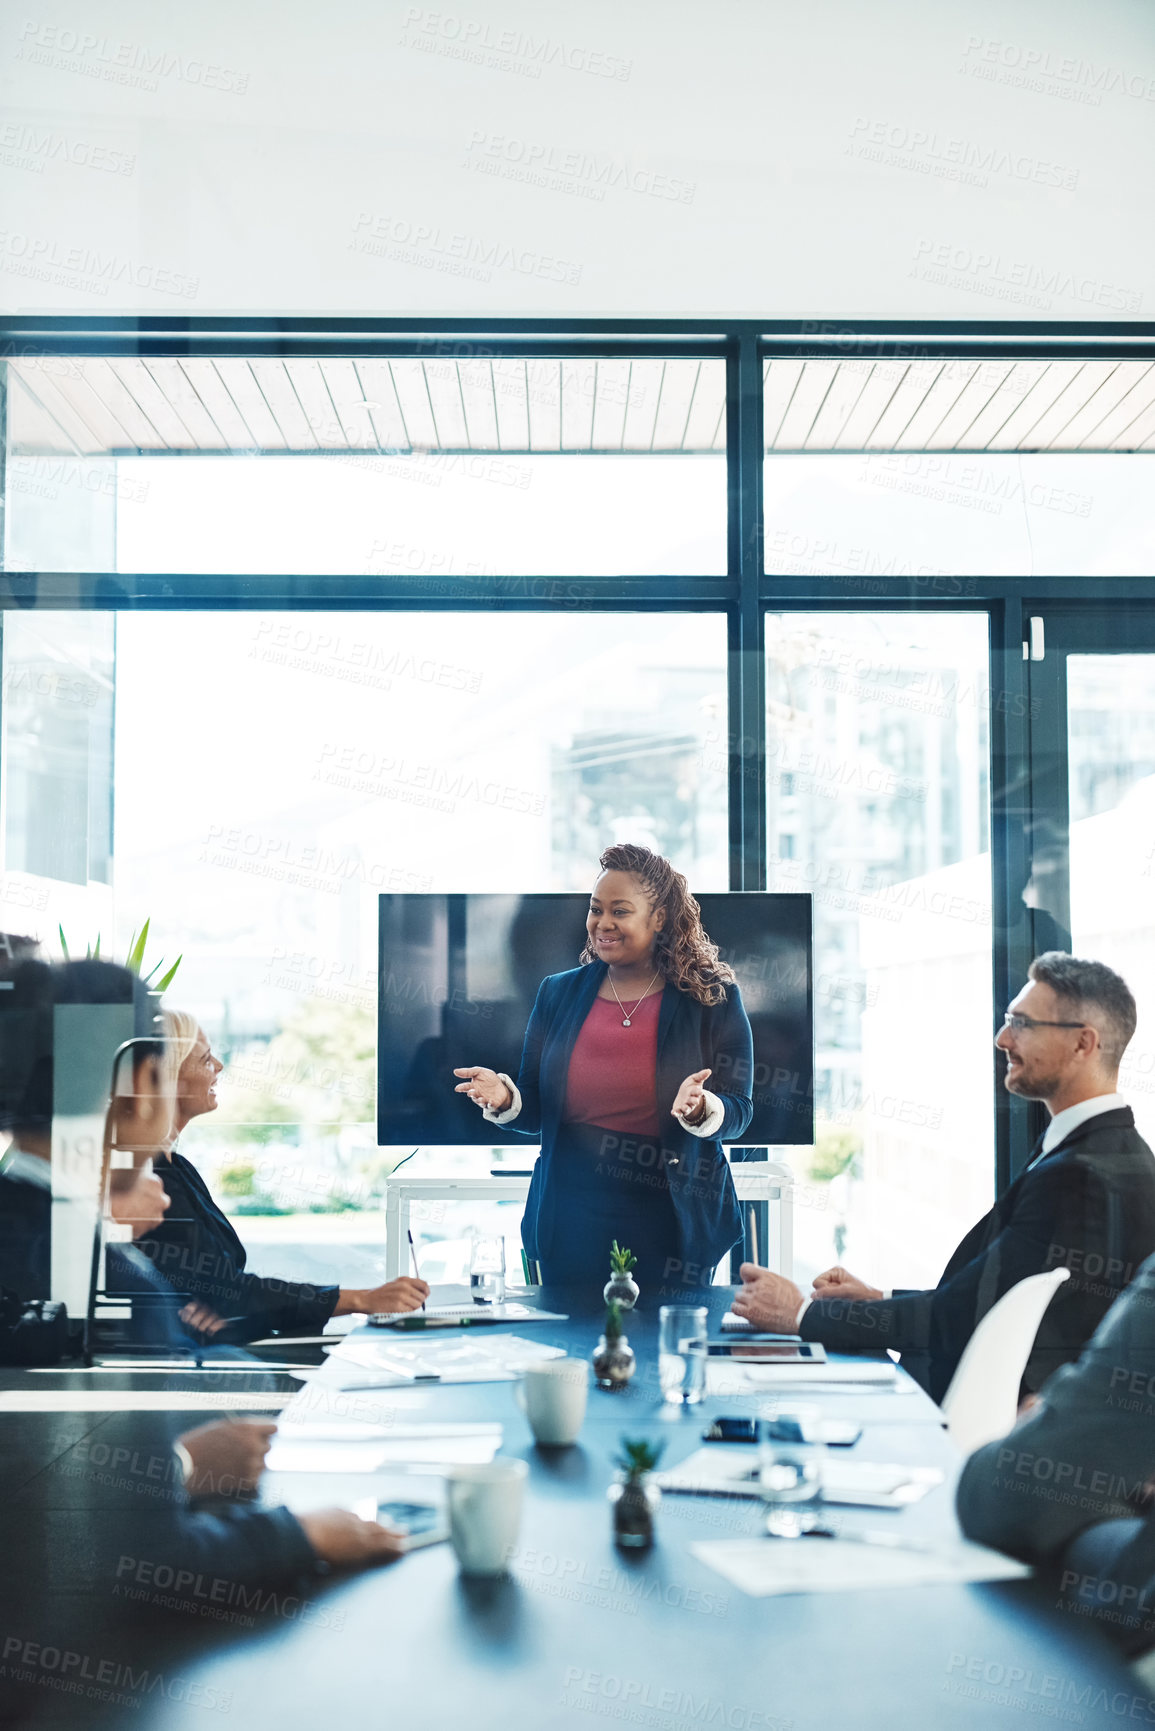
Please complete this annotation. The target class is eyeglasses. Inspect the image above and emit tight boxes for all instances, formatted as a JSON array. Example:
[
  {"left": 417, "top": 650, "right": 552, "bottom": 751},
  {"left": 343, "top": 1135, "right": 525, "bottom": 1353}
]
[{"left": 1002, "top": 1013, "right": 1087, "bottom": 1034}]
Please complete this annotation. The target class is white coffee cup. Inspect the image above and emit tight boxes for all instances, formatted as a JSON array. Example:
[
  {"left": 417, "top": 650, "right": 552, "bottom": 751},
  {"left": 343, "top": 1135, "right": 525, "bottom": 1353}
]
[
  {"left": 447, "top": 1459, "right": 528, "bottom": 1577},
  {"left": 515, "top": 1357, "right": 589, "bottom": 1446}
]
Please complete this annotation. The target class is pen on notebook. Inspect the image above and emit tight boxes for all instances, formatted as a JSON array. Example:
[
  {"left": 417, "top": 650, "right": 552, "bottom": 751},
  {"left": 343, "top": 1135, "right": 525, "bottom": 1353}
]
[
  {"left": 408, "top": 1228, "right": 425, "bottom": 1309},
  {"left": 748, "top": 1204, "right": 759, "bottom": 1268}
]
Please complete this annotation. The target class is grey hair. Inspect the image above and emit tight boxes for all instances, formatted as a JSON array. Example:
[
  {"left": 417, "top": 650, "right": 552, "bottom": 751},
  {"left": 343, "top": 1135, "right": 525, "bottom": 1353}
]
[{"left": 1028, "top": 952, "right": 1137, "bottom": 1069}]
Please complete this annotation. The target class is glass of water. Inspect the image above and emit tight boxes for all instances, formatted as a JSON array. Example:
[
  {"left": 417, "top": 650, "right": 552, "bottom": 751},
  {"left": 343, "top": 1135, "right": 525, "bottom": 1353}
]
[
  {"left": 758, "top": 1403, "right": 826, "bottom": 1536},
  {"left": 658, "top": 1304, "right": 709, "bottom": 1404},
  {"left": 469, "top": 1235, "right": 506, "bottom": 1304}
]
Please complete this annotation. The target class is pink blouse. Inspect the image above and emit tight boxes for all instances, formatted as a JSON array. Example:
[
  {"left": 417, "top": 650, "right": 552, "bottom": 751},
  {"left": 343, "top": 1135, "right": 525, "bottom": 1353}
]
[{"left": 562, "top": 991, "right": 662, "bottom": 1135}]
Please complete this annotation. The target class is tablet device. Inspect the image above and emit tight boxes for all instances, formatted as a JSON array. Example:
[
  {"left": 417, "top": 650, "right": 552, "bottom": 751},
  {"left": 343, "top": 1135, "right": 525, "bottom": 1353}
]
[
  {"left": 376, "top": 1500, "right": 449, "bottom": 1550},
  {"left": 706, "top": 1341, "right": 827, "bottom": 1363}
]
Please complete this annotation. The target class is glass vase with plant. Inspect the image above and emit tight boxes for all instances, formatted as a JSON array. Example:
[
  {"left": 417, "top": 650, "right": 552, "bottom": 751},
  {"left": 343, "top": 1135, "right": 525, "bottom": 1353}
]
[
  {"left": 608, "top": 1437, "right": 664, "bottom": 1549},
  {"left": 591, "top": 1298, "right": 636, "bottom": 1390},
  {"left": 603, "top": 1239, "right": 639, "bottom": 1309}
]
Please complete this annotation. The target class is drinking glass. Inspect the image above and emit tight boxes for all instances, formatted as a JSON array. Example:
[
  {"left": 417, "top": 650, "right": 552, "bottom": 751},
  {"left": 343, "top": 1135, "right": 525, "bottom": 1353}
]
[
  {"left": 658, "top": 1304, "right": 708, "bottom": 1404},
  {"left": 469, "top": 1235, "right": 506, "bottom": 1304},
  {"left": 758, "top": 1402, "right": 826, "bottom": 1535}
]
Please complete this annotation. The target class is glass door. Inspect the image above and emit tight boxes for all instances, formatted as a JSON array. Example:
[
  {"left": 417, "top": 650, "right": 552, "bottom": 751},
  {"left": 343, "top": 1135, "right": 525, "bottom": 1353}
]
[{"left": 1028, "top": 611, "right": 1155, "bottom": 1154}]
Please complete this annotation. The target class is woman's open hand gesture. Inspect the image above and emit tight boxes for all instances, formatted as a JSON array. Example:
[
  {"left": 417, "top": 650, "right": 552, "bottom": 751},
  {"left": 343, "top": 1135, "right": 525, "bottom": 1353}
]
[
  {"left": 453, "top": 1067, "right": 513, "bottom": 1112},
  {"left": 671, "top": 1067, "right": 711, "bottom": 1127}
]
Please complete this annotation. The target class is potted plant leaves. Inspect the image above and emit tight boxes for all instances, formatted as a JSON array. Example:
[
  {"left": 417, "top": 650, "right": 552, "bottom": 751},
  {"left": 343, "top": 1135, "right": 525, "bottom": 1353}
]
[
  {"left": 608, "top": 1437, "right": 665, "bottom": 1550},
  {"left": 591, "top": 1298, "right": 636, "bottom": 1390},
  {"left": 603, "top": 1239, "right": 639, "bottom": 1310}
]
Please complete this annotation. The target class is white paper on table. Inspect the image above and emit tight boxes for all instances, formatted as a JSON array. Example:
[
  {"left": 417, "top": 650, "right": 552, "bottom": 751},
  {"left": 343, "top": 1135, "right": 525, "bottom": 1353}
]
[
  {"left": 656, "top": 1447, "right": 943, "bottom": 1508},
  {"left": 266, "top": 1433, "right": 502, "bottom": 1472},
  {"left": 276, "top": 1470, "right": 449, "bottom": 1526},
  {"left": 706, "top": 1359, "right": 899, "bottom": 1397},
  {"left": 274, "top": 1421, "right": 503, "bottom": 1442},
  {"left": 691, "top": 1536, "right": 1028, "bottom": 1597},
  {"left": 266, "top": 1419, "right": 503, "bottom": 1472},
  {"left": 329, "top": 1332, "right": 564, "bottom": 1384},
  {"left": 276, "top": 1381, "right": 435, "bottom": 1424}
]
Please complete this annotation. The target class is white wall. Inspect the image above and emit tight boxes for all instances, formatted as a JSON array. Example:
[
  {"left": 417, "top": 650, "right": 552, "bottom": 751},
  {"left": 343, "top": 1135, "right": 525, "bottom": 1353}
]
[{"left": 0, "top": 0, "right": 1152, "bottom": 317}]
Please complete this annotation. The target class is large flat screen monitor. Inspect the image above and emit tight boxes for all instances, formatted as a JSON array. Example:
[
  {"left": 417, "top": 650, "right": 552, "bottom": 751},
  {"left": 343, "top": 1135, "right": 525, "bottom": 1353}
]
[{"left": 377, "top": 893, "right": 812, "bottom": 1147}]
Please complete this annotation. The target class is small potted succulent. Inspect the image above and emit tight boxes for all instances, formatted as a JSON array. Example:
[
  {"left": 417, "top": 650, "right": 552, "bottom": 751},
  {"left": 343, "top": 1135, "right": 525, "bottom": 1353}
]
[
  {"left": 603, "top": 1240, "right": 639, "bottom": 1310},
  {"left": 591, "top": 1298, "right": 636, "bottom": 1390},
  {"left": 608, "top": 1437, "right": 665, "bottom": 1550}
]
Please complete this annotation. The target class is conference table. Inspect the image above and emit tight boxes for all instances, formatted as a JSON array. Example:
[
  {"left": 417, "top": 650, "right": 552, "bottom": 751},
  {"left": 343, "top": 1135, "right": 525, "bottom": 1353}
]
[{"left": 1, "top": 1284, "right": 1149, "bottom": 1730}]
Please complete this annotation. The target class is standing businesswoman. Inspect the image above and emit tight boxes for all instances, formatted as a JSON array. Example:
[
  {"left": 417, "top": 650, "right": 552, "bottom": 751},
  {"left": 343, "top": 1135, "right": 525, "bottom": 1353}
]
[{"left": 454, "top": 844, "right": 754, "bottom": 1288}]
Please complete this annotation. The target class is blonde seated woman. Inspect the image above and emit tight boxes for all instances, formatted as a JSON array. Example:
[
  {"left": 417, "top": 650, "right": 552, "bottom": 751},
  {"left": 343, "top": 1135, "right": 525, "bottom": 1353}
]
[{"left": 132, "top": 1010, "right": 427, "bottom": 1341}]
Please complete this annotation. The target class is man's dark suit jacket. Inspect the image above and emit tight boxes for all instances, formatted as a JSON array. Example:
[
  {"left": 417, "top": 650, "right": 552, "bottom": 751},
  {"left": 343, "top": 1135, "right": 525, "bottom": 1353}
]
[
  {"left": 799, "top": 1106, "right": 1155, "bottom": 1403},
  {"left": 132, "top": 1151, "right": 338, "bottom": 1339},
  {"left": 509, "top": 962, "right": 754, "bottom": 1282},
  {"left": 957, "top": 1249, "right": 1155, "bottom": 1656}
]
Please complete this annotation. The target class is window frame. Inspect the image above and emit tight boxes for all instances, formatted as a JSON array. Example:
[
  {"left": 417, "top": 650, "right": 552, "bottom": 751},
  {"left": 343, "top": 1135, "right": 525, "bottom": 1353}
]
[{"left": 3, "top": 314, "right": 1155, "bottom": 1203}]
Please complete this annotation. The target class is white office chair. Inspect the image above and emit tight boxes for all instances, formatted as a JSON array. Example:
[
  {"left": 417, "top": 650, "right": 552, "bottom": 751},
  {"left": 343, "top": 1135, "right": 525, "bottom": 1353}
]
[{"left": 939, "top": 1267, "right": 1071, "bottom": 1456}]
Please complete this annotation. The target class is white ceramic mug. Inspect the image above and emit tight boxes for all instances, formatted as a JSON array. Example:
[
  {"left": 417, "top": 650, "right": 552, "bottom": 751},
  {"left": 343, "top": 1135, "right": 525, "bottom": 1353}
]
[
  {"left": 447, "top": 1459, "right": 528, "bottom": 1577},
  {"left": 515, "top": 1357, "right": 589, "bottom": 1446}
]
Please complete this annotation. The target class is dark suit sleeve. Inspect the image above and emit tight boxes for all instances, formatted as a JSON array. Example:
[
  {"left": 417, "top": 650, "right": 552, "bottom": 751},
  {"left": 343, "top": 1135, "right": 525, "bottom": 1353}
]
[
  {"left": 133, "top": 1160, "right": 338, "bottom": 1341},
  {"left": 198, "top": 1268, "right": 338, "bottom": 1341},
  {"left": 501, "top": 976, "right": 552, "bottom": 1140},
  {"left": 957, "top": 1253, "right": 1155, "bottom": 1564},
  {"left": 136, "top": 1237, "right": 338, "bottom": 1340},
  {"left": 165, "top": 1502, "right": 319, "bottom": 1588},
  {"left": 800, "top": 1156, "right": 1116, "bottom": 1379},
  {"left": 707, "top": 987, "right": 754, "bottom": 1144}
]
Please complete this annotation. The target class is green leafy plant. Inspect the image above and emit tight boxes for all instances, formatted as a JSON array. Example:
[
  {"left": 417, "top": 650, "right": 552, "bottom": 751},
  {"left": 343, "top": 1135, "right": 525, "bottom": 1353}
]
[
  {"left": 614, "top": 1437, "right": 665, "bottom": 1482},
  {"left": 58, "top": 915, "right": 182, "bottom": 992},
  {"left": 808, "top": 1120, "right": 861, "bottom": 1185},
  {"left": 610, "top": 1240, "right": 637, "bottom": 1275},
  {"left": 217, "top": 1163, "right": 258, "bottom": 1199},
  {"left": 604, "top": 1298, "right": 624, "bottom": 1343}
]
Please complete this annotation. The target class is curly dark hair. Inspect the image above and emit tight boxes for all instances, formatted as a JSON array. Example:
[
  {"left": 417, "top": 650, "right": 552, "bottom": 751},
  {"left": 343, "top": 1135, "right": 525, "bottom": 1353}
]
[{"left": 579, "top": 843, "right": 735, "bottom": 1006}]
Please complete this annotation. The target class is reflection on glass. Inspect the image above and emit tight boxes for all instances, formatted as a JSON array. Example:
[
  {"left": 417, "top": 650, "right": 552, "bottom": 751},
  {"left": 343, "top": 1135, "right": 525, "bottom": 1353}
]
[{"left": 765, "top": 612, "right": 993, "bottom": 1291}]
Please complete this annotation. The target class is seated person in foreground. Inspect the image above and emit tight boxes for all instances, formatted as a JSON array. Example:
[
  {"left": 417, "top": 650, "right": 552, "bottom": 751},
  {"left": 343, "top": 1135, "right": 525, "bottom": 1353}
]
[
  {"left": 147, "top": 1416, "right": 406, "bottom": 1586},
  {"left": 134, "top": 1011, "right": 427, "bottom": 1340},
  {"left": 731, "top": 955, "right": 1155, "bottom": 1403},
  {"left": 957, "top": 1248, "right": 1155, "bottom": 1658},
  {"left": 0, "top": 964, "right": 405, "bottom": 1598}
]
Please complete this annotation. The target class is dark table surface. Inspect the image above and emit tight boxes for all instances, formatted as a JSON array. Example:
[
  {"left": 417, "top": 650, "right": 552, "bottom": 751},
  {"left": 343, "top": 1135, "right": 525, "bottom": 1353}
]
[{"left": 0, "top": 1285, "right": 1148, "bottom": 1730}]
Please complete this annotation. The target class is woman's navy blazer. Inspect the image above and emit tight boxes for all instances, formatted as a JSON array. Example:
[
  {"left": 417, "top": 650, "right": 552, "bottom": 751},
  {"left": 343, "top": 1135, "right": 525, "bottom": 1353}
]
[{"left": 508, "top": 960, "right": 754, "bottom": 1281}]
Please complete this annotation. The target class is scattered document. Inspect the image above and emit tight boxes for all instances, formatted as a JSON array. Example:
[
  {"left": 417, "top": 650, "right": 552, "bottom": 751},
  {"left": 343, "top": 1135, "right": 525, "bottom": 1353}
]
[
  {"left": 706, "top": 1358, "right": 898, "bottom": 1397},
  {"left": 266, "top": 1420, "right": 503, "bottom": 1473},
  {"left": 365, "top": 1304, "right": 569, "bottom": 1329},
  {"left": 327, "top": 1331, "right": 565, "bottom": 1386},
  {"left": 691, "top": 1535, "right": 1027, "bottom": 1597},
  {"left": 656, "top": 1446, "right": 943, "bottom": 1508}
]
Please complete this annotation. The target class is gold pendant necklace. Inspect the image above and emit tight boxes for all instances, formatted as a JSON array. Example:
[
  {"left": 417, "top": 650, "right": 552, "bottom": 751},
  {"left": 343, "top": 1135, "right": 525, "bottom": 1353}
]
[{"left": 606, "top": 969, "right": 659, "bottom": 1028}]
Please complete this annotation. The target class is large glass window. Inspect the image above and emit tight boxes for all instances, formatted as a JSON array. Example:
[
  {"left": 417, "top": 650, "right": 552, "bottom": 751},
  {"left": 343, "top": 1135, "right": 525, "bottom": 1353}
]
[
  {"left": 4, "top": 356, "right": 727, "bottom": 576},
  {"left": 763, "top": 357, "right": 1155, "bottom": 579},
  {"left": 765, "top": 612, "right": 993, "bottom": 1290},
  {"left": 1, "top": 607, "right": 727, "bottom": 1289}
]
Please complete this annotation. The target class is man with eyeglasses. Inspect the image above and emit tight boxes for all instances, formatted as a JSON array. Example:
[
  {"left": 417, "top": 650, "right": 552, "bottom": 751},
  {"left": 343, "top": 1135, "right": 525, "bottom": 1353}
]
[{"left": 731, "top": 953, "right": 1155, "bottom": 1403}]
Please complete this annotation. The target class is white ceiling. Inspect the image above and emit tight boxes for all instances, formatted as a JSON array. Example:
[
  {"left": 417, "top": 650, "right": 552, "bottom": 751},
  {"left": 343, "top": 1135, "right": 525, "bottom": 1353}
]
[
  {"left": 7, "top": 355, "right": 1155, "bottom": 457},
  {"left": 762, "top": 357, "right": 1155, "bottom": 453},
  {"left": 5, "top": 357, "right": 726, "bottom": 457}
]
